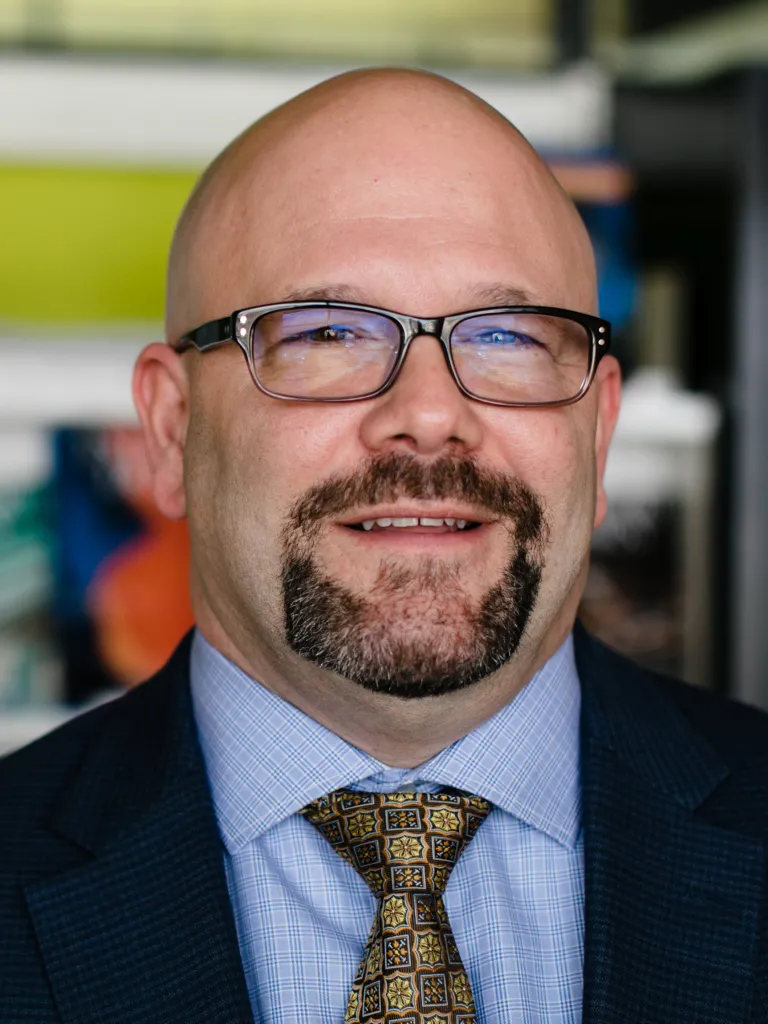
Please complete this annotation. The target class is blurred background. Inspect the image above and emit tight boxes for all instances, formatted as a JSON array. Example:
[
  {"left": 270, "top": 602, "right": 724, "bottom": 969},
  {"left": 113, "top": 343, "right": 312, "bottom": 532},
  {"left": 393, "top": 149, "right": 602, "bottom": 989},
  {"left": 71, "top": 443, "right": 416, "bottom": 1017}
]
[{"left": 1, "top": 0, "right": 767, "bottom": 751}]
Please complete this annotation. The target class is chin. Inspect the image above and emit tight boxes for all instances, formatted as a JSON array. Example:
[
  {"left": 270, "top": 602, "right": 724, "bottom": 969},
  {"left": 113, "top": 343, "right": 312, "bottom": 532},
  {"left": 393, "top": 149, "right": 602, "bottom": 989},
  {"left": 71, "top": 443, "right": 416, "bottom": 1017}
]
[{"left": 282, "top": 546, "right": 542, "bottom": 699}]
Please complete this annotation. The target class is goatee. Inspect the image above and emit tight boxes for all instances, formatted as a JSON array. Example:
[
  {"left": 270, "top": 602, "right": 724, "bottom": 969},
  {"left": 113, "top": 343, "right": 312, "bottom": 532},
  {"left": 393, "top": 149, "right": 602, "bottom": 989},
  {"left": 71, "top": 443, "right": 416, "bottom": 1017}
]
[{"left": 281, "top": 453, "right": 547, "bottom": 699}]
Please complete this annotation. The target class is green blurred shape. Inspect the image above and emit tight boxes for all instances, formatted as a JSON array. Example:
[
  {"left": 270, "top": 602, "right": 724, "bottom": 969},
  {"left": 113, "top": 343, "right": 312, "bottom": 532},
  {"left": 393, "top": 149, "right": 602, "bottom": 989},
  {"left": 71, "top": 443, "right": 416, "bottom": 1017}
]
[{"left": 0, "top": 164, "right": 198, "bottom": 324}]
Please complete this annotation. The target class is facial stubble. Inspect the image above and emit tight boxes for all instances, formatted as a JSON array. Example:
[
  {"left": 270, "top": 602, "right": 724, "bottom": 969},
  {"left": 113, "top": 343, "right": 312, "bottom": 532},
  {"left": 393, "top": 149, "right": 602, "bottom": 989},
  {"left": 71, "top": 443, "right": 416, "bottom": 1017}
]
[{"left": 281, "top": 454, "right": 546, "bottom": 699}]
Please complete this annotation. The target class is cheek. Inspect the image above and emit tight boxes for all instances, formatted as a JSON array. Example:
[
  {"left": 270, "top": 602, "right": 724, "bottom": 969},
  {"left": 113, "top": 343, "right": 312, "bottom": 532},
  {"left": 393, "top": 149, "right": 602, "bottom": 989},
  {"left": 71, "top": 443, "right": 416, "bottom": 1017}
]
[
  {"left": 492, "top": 409, "right": 579, "bottom": 490},
  {"left": 489, "top": 409, "right": 597, "bottom": 542},
  {"left": 232, "top": 403, "right": 366, "bottom": 535},
  {"left": 184, "top": 373, "right": 274, "bottom": 558}
]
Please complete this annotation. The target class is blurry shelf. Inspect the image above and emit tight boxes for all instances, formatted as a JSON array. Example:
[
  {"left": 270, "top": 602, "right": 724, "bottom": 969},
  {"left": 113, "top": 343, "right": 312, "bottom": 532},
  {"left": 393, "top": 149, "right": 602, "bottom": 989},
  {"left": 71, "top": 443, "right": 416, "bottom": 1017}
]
[
  {"left": 0, "top": 0, "right": 558, "bottom": 70},
  {"left": 604, "top": 368, "right": 720, "bottom": 504},
  {"left": 0, "top": 54, "right": 611, "bottom": 166},
  {"left": 0, "top": 546, "right": 50, "bottom": 623},
  {"left": 0, "top": 337, "right": 143, "bottom": 429},
  {"left": 0, "top": 428, "right": 52, "bottom": 487},
  {"left": 615, "top": 0, "right": 768, "bottom": 85}
]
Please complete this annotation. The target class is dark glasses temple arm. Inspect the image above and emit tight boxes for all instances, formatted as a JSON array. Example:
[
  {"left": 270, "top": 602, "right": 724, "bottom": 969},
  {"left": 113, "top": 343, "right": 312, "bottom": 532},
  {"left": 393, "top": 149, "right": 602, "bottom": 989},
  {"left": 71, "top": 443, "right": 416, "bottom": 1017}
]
[{"left": 171, "top": 315, "right": 235, "bottom": 353}]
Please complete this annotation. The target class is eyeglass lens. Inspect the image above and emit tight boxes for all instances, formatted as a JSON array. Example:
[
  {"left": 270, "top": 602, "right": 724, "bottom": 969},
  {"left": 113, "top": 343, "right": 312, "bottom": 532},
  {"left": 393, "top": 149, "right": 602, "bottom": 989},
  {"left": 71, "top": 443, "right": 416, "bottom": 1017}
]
[{"left": 250, "top": 306, "right": 591, "bottom": 403}]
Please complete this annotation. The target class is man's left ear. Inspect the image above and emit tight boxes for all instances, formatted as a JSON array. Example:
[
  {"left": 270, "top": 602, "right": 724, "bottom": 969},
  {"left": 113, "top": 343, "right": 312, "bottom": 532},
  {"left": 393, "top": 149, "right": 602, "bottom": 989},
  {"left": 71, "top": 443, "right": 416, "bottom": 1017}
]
[{"left": 592, "top": 354, "right": 622, "bottom": 529}]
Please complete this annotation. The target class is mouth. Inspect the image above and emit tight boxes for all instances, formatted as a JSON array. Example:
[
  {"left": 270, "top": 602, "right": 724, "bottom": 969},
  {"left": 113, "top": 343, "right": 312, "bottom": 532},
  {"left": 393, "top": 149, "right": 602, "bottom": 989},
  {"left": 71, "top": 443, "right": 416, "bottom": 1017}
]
[{"left": 339, "top": 508, "right": 489, "bottom": 536}]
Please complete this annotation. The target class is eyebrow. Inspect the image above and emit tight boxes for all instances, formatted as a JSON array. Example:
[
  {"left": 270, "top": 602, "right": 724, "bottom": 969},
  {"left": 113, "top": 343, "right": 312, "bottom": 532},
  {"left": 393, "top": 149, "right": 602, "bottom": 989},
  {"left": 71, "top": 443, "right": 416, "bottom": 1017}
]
[
  {"left": 281, "top": 284, "right": 365, "bottom": 304},
  {"left": 279, "top": 282, "right": 542, "bottom": 310},
  {"left": 471, "top": 283, "right": 541, "bottom": 307}
]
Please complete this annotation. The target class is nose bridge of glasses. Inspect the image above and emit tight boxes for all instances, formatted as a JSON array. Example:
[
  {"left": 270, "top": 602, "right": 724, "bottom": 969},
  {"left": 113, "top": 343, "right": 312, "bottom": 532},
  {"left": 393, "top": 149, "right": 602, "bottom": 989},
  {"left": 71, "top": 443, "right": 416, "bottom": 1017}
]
[
  {"left": 401, "top": 316, "right": 452, "bottom": 359},
  {"left": 393, "top": 316, "right": 460, "bottom": 392},
  {"left": 413, "top": 317, "right": 443, "bottom": 336},
  {"left": 403, "top": 316, "right": 448, "bottom": 351}
]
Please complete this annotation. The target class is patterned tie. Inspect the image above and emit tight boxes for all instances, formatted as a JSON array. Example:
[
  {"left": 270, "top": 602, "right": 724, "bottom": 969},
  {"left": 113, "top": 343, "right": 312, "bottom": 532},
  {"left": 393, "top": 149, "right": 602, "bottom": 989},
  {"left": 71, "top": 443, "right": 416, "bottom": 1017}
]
[{"left": 301, "top": 790, "right": 492, "bottom": 1023}]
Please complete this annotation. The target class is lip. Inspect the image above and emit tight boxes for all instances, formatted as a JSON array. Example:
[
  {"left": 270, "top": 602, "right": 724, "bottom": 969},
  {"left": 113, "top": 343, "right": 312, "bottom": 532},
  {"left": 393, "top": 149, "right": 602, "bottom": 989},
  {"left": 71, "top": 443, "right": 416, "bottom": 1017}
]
[
  {"left": 337, "top": 505, "right": 494, "bottom": 527},
  {"left": 333, "top": 522, "right": 491, "bottom": 548}
]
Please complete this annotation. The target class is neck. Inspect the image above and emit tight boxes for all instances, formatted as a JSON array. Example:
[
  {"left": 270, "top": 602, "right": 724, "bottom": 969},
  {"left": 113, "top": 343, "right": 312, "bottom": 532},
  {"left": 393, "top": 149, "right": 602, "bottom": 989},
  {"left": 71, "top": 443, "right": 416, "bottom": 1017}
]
[{"left": 194, "top": 607, "right": 575, "bottom": 768}]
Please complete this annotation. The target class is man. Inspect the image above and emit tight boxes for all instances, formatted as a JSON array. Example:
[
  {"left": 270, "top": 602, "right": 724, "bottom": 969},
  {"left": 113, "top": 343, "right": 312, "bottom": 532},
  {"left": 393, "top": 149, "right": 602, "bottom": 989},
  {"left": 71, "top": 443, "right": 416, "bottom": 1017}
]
[{"left": 1, "top": 68, "right": 766, "bottom": 1024}]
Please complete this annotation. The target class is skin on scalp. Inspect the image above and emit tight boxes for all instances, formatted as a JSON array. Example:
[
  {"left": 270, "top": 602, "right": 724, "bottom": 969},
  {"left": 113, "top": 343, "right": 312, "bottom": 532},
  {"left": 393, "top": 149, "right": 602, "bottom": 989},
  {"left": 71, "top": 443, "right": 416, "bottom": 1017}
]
[
  {"left": 135, "top": 67, "right": 620, "bottom": 766},
  {"left": 166, "top": 68, "right": 596, "bottom": 342}
]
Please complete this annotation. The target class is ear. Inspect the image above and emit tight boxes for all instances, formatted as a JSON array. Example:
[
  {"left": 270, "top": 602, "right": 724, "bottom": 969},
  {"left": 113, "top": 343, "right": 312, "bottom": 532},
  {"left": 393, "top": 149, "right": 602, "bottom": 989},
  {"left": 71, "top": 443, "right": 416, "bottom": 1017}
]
[
  {"left": 592, "top": 354, "right": 622, "bottom": 529},
  {"left": 132, "top": 343, "right": 190, "bottom": 520}
]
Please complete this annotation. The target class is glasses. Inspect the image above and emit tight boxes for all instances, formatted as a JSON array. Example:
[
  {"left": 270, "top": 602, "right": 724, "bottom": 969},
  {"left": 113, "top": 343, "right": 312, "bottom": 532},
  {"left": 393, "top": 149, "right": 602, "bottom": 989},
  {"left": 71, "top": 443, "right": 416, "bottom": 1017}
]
[{"left": 171, "top": 301, "right": 611, "bottom": 408}]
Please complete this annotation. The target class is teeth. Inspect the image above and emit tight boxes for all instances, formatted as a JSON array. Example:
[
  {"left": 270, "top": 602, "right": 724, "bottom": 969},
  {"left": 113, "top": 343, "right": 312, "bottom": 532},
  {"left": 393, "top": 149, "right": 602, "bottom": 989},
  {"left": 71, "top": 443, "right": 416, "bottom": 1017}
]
[{"left": 358, "top": 516, "right": 474, "bottom": 530}]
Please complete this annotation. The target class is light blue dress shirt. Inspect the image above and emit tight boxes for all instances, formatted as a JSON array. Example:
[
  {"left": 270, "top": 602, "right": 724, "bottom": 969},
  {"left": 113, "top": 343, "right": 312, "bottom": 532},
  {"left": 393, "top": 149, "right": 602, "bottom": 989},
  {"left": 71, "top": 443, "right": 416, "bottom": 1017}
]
[{"left": 191, "top": 631, "right": 584, "bottom": 1023}]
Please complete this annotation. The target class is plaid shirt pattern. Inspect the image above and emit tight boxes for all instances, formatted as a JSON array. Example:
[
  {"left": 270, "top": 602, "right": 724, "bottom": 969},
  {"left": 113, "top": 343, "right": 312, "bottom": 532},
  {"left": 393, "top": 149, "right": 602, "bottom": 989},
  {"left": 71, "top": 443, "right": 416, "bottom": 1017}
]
[{"left": 191, "top": 631, "right": 584, "bottom": 1024}]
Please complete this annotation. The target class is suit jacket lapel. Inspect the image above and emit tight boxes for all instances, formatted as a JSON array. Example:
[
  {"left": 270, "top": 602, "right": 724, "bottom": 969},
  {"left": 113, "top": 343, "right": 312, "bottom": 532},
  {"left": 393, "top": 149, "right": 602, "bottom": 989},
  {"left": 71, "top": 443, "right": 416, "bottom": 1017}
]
[
  {"left": 576, "top": 627, "right": 765, "bottom": 1024},
  {"left": 24, "top": 636, "right": 253, "bottom": 1024}
]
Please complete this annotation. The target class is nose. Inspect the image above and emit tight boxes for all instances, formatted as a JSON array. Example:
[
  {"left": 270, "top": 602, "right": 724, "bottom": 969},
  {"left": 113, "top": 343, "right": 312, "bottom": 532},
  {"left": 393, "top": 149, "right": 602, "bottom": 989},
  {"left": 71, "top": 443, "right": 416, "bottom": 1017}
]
[{"left": 357, "top": 334, "right": 485, "bottom": 457}]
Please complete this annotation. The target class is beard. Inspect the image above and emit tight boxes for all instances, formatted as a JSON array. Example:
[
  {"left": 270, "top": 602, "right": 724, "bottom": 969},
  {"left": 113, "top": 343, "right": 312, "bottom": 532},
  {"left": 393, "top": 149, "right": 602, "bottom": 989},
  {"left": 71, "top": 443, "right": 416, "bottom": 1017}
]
[{"left": 281, "top": 453, "right": 547, "bottom": 699}]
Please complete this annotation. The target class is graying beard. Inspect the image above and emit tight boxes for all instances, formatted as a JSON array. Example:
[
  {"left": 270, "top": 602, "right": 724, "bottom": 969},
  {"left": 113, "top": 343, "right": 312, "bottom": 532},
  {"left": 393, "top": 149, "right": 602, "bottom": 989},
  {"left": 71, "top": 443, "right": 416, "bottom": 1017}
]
[
  {"left": 281, "top": 548, "right": 541, "bottom": 698},
  {"left": 280, "top": 452, "right": 547, "bottom": 698}
]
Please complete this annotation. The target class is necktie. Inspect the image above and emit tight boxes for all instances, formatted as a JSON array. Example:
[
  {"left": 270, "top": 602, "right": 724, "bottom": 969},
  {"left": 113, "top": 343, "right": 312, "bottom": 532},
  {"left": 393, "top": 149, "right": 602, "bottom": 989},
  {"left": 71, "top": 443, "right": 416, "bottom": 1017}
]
[{"left": 301, "top": 790, "right": 492, "bottom": 1023}]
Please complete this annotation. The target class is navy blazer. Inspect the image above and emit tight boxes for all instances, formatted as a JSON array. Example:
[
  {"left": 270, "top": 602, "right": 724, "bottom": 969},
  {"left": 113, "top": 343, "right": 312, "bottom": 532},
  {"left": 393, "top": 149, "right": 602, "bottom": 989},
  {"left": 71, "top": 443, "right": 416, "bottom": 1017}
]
[{"left": 1, "top": 627, "right": 767, "bottom": 1022}]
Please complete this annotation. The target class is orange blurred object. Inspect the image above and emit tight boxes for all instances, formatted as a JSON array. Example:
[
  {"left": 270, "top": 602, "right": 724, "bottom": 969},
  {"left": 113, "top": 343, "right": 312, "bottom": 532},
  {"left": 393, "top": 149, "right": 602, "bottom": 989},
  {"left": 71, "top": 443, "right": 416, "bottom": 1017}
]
[{"left": 87, "top": 429, "right": 194, "bottom": 686}]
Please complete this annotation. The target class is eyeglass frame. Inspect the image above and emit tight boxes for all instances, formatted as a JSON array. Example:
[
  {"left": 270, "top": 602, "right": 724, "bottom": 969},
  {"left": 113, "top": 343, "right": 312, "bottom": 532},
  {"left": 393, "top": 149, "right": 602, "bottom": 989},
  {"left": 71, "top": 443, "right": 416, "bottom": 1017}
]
[{"left": 170, "top": 300, "right": 612, "bottom": 408}]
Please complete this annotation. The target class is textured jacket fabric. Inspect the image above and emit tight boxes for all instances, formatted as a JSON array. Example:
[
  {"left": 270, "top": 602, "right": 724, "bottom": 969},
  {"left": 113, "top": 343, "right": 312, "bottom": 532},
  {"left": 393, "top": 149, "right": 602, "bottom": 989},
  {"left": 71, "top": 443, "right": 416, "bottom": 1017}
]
[{"left": 0, "top": 626, "right": 767, "bottom": 1023}]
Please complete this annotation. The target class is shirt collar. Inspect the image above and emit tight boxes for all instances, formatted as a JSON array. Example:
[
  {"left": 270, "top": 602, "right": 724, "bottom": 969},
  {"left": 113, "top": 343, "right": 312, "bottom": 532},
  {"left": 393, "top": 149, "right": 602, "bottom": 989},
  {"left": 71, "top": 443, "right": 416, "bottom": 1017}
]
[
  {"left": 191, "top": 631, "right": 581, "bottom": 854},
  {"left": 406, "top": 636, "right": 581, "bottom": 847}
]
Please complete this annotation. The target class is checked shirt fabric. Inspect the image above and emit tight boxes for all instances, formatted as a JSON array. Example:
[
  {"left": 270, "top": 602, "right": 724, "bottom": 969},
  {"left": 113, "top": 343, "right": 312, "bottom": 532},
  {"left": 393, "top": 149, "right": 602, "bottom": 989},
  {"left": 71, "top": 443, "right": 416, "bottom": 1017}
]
[{"left": 301, "top": 789, "right": 492, "bottom": 1023}]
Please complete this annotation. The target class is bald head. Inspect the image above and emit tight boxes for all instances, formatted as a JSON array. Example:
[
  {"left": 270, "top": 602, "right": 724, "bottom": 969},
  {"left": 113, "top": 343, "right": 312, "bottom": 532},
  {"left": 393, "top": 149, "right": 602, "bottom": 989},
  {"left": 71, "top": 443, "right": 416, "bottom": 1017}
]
[
  {"left": 136, "top": 65, "right": 621, "bottom": 760},
  {"left": 166, "top": 68, "right": 596, "bottom": 343}
]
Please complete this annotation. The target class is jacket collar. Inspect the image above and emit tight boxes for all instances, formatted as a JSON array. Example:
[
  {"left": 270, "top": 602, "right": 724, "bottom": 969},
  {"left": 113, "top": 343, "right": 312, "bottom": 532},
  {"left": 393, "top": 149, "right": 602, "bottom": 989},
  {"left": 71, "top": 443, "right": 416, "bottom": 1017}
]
[
  {"left": 25, "top": 634, "right": 254, "bottom": 1024},
  {"left": 576, "top": 624, "right": 764, "bottom": 1024}
]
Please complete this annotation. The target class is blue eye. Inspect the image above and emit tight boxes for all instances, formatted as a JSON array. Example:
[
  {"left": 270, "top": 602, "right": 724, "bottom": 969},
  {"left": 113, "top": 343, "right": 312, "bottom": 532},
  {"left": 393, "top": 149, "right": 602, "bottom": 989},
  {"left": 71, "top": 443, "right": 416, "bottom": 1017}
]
[{"left": 469, "top": 329, "right": 538, "bottom": 347}]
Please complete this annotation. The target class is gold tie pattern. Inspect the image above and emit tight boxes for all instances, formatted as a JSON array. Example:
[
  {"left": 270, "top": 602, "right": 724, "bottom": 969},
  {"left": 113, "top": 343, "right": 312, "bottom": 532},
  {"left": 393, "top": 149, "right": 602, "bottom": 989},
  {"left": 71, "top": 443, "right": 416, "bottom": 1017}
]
[{"left": 301, "top": 790, "right": 492, "bottom": 1023}]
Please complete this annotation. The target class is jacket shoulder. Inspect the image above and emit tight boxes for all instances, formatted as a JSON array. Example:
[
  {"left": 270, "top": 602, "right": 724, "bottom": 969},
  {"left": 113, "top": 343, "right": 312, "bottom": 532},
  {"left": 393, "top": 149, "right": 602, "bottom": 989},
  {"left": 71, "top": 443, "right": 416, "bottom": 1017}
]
[
  {"left": 0, "top": 637, "right": 191, "bottom": 864},
  {"left": 579, "top": 626, "right": 768, "bottom": 774},
  {"left": 652, "top": 668, "right": 768, "bottom": 770},
  {"left": 1, "top": 693, "right": 124, "bottom": 807}
]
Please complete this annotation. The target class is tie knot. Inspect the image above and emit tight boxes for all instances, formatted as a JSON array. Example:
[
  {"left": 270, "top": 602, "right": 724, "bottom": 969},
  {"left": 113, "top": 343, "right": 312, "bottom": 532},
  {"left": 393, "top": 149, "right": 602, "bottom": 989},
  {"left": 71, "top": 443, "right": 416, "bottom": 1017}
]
[{"left": 301, "top": 790, "right": 492, "bottom": 898}]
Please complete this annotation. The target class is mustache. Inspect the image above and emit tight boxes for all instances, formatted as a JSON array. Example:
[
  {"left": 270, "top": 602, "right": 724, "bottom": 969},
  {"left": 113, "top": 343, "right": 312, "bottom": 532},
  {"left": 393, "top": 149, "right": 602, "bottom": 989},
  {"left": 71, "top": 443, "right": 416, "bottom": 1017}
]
[{"left": 287, "top": 453, "right": 548, "bottom": 546}]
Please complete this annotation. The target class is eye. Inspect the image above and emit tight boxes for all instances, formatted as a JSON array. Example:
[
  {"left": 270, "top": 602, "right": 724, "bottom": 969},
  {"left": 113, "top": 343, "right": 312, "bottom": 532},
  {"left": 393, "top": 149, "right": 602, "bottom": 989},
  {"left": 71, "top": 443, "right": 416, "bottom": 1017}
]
[
  {"left": 284, "top": 324, "right": 360, "bottom": 344},
  {"left": 471, "top": 329, "right": 540, "bottom": 347}
]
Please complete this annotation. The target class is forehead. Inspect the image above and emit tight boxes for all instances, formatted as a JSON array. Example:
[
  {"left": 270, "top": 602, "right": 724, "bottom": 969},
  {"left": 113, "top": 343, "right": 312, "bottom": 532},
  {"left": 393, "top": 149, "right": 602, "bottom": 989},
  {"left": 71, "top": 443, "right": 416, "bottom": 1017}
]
[{"left": 188, "top": 93, "right": 596, "bottom": 322}]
